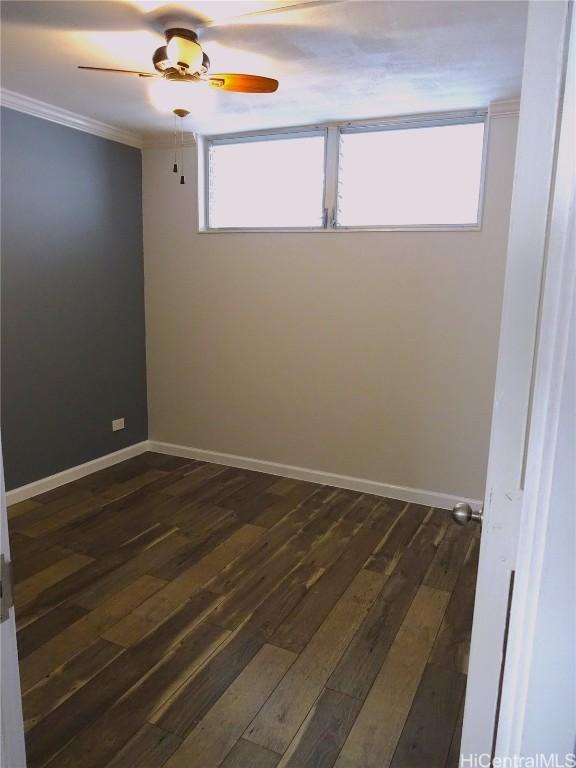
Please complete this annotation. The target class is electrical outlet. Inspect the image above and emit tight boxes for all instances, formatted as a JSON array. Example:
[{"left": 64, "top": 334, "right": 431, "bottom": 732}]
[{"left": 112, "top": 418, "right": 125, "bottom": 432}]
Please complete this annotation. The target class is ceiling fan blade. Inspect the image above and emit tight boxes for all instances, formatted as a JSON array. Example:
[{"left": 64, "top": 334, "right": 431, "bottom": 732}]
[
  {"left": 195, "top": 0, "right": 344, "bottom": 30},
  {"left": 207, "top": 74, "right": 279, "bottom": 92},
  {"left": 78, "top": 66, "right": 158, "bottom": 78}
]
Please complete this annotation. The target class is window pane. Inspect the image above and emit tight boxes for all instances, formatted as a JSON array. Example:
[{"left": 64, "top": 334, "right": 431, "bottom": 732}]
[
  {"left": 208, "top": 135, "right": 325, "bottom": 229},
  {"left": 337, "top": 121, "right": 485, "bottom": 227}
]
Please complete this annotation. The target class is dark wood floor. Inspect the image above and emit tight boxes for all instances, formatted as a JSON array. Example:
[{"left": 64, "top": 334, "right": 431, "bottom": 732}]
[{"left": 8, "top": 452, "right": 479, "bottom": 768}]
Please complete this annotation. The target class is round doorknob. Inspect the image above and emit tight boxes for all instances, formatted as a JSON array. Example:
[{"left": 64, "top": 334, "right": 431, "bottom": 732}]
[{"left": 452, "top": 502, "right": 483, "bottom": 525}]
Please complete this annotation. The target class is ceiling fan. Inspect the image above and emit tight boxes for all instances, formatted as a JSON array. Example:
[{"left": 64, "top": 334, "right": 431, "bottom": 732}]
[
  {"left": 78, "top": 26, "right": 279, "bottom": 94},
  {"left": 76, "top": 3, "right": 338, "bottom": 185}
]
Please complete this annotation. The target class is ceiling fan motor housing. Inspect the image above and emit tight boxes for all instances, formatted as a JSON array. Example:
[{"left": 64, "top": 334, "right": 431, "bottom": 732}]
[{"left": 163, "top": 28, "right": 205, "bottom": 75}]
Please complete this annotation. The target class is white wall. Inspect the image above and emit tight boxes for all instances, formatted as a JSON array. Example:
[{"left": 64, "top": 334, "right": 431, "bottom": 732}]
[{"left": 143, "top": 114, "right": 518, "bottom": 503}]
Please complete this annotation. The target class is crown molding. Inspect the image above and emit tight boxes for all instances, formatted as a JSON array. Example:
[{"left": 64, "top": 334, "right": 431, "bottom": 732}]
[
  {"left": 0, "top": 87, "right": 521, "bottom": 150},
  {"left": 489, "top": 98, "right": 521, "bottom": 119},
  {"left": 0, "top": 88, "right": 143, "bottom": 149}
]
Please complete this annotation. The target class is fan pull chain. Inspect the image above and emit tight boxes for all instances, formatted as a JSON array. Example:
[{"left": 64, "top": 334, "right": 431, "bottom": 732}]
[
  {"left": 180, "top": 118, "right": 186, "bottom": 185},
  {"left": 172, "top": 114, "right": 178, "bottom": 173}
]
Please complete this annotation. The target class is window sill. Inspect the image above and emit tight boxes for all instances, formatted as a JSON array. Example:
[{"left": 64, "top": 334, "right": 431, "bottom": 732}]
[{"left": 198, "top": 224, "right": 482, "bottom": 234}]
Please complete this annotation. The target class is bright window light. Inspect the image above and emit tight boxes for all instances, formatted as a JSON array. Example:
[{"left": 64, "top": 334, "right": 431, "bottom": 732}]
[
  {"left": 208, "top": 134, "right": 325, "bottom": 229},
  {"left": 337, "top": 121, "right": 485, "bottom": 228}
]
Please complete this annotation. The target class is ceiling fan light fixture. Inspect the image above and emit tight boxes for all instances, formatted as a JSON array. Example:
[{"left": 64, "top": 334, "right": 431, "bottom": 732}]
[
  {"left": 165, "top": 28, "right": 203, "bottom": 73},
  {"left": 148, "top": 77, "right": 217, "bottom": 115},
  {"left": 152, "top": 45, "right": 170, "bottom": 72}
]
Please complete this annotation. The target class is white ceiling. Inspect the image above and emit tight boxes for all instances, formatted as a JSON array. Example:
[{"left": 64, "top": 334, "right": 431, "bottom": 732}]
[{"left": 0, "top": 0, "right": 528, "bottom": 139}]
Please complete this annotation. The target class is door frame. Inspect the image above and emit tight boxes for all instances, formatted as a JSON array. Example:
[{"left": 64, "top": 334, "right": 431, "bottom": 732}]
[
  {"left": 461, "top": 0, "right": 574, "bottom": 758},
  {"left": 494, "top": 2, "right": 575, "bottom": 754},
  {"left": 0, "top": 436, "right": 26, "bottom": 768}
]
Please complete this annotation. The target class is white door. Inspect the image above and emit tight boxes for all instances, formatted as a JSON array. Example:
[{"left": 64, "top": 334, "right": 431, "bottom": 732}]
[
  {"left": 461, "top": 0, "right": 574, "bottom": 759},
  {"left": 495, "top": 3, "right": 575, "bottom": 752},
  {"left": 0, "top": 438, "right": 26, "bottom": 768}
]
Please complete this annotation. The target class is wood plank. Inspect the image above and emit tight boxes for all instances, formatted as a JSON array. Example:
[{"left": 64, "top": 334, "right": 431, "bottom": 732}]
[
  {"left": 333, "top": 586, "right": 450, "bottom": 768},
  {"left": 103, "top": 588, "right": 221, "bottom": 648},
  {"left": 269, "top": 506, "right": 396, "bottom": 654},
  {"left": 267, "top": 478, "right": 318, "bottom": 498},
  {"left": 13, "top": 545, "right": 73, "bottom": 584},
  {"left": 50, "top": 490, "right": 170, "bottom": 552},
  {"left": 17, "top": 603, "right": 88, "bottom": 660},
  {"left": 69, "top": 530, "right": 184, "bottom": 610},
  {"left": 26, "top": 599, "right": 222, "bottom": 768},
  {"left": 99, "top": 469, "right": 168, "bottom": 502},
  {"left": 162, "top": 644, "right": 296, "bottom": 768},
  {"left": 444, "top": 689, "right": 465, "bottom": 768},
  {"left": 16, "top": 525, "right": 173, "bottom": 628},
  {"left": 249, "top": 481, "right": 323, "bottom": 530},
  {"left": 20, "top": 574, "right": 165, "bottom": 693},
  {"left": 207, "top": 487, "right": 336, "bottom": 596},
  {"left": 166, "top": 471, "right": 255, "bottom": 512},
  {"left": 220, "top": 740, "right": 280, "bottom": 768},
  {"left": 326, "top": 512, "right": 446, "bottom": 700},
  {"left": 243, "top": 569, "right": 385, "bottom": 754},
  {"left": 277, "top": 688, "right": 362, "bottom": 768},
  {"left": 103, "top": 525, "right": 264, "bottom": 647},
  {"left": 32, "top": 484, "right": 94, "bottom": 506},
  {"left": 7, "top": 498, "right": 43, "bottom": 520},
  {"left": 43, "top": 621, "right": 230, "bottom": 768},
  {"left": 208, "top": 530, "right": 323, "bottom": 632},
  {"left": 68, "top": 455, "right": 182, "bottom": 498},
  {"left": 242, "top": 561, "right": 325, "bottom": 640},
  {"left": 300, "top": 492, "right": 378, "bottom": 571},
  {"left": 217, "top": 474, "right": 283, "bottom": 522},
  {"left": 15, "top": 553, "right": 94, "bottom": 608},
  {"left": 364, "top": 503, "right": 429, "bottom": 574},
  {"left": 252, "top": 479, "right": 323, "bottom": 528},
  {"left": 428, "top": 537, "right": 479, "bottom": 675},
  {"left": 18, "top": 496, "right": 103, "bottom": 538},
  {"left": 251, "top": 496, "right": 308, "bottom": 530},
  {"left": 9, "top": 532, "right": 47, "bottom": 560},
  {"left": 389, "top": 663, "right": 466, "bottom": 768},
  {"left": 104, "top": 724, "right": 182, "bottom": 768},
  {"left": 424, "top": 521, "right": 474, "bottom": 592},
  {"left": 152, "top": 629, "right": 265, "bottom": 737},
  {"left": 22, "top": 638, "right": 123, "bottom": 731},
  {"left": 141, "top": 453, "right": 197, "bottom": 471},
  {"left": 153, "top": 509, "right": 241, "bottom": 581},
  {"left": 73, "top": 459, "right": 152, "bottom": 493},
  {"left": 266, "top": 477, "right": 299, "bottom": 495},
  {"left": 161, "top": 463, "right": 228, "bottom": 497},
  {"left": 64, "top": 499, "right": 176, "bottom": 559}
]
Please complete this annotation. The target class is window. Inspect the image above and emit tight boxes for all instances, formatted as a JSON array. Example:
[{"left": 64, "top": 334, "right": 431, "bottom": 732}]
[
  {"left": 201, "top": 113, "right": 486, "bottom": 232},
  {"left": 207, "top": 133, "right": 325, "bottom": 229},
  {"left": 336, "top": 120, "right": 485, "bottom": 228}
]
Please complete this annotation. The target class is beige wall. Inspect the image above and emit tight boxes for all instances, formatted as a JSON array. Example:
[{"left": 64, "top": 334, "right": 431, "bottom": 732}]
[{"left": 143, "top": 115, "right": 518, "bottom": 501}]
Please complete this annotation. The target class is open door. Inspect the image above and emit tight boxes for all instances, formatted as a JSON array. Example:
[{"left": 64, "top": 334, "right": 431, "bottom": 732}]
[
  {"left": 459, "top": 0, "right": 574, "bottom": 759},
  {"left": 0, "top": 437, "right": 26, "bottom": 767}
]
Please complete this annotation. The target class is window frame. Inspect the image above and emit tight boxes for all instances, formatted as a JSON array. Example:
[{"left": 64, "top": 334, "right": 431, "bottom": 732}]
[
  {"left": 198, "top": 109, "right": 488, "bottom": 234},
  {"left": 202, "top": 127, "right": 329, "bottom": 232}
]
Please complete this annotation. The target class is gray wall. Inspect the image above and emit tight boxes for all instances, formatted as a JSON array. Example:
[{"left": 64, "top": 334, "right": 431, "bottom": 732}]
[{"left": 1, "top": 107, "right": 147, "bottom": 490}]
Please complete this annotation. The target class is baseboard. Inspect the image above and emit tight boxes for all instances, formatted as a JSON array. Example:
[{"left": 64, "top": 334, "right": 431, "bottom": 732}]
[
  {"left": 148, "top": 440, "right": 482, "bottom": 511},
  {"left": 6, "top": 442, "right": 149, "bottom": 505},
  {"left": 6, "top": 438, "right": 483, "bottom": 510}
]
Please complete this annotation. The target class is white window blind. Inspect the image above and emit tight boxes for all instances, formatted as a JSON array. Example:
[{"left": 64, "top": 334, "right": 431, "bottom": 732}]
[
  {"left": 337, "top": 121, "right": 485, "bottom": 228},
  {"left": 208, "top": 133, "right": 325, "bottom": 229},
  {"left": 202, "top": 113, "right": 486, "bottom": 232}
]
